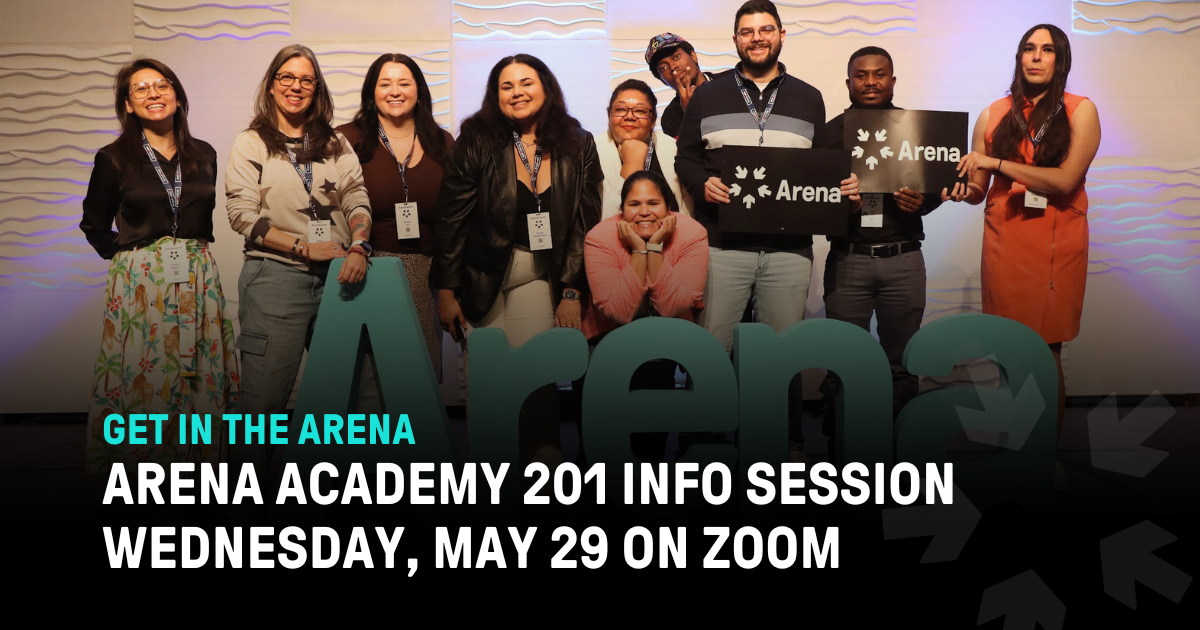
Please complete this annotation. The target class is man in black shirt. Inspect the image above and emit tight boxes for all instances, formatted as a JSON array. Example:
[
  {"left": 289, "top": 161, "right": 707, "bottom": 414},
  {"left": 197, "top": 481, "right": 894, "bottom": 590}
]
[
  {"left": 817, "top": 46, "right": 942, "bottom": 422},
  {"left": 645, "top": 33, "right": 716, "bottom": 138}
]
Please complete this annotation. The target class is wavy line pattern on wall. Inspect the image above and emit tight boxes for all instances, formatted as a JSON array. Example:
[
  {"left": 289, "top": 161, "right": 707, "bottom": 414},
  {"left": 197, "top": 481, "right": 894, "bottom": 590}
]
[
  {"left": 0, "top": 46, "right": 130, "bottom": 291},
  {"left": 776, "top": 0, "right": 916, "bottom": 36},
  {"left": 452, "top": 1, "right": 607, "bottom": 40},
  {"left": 1086, "top": 158, "right": 1200, "bottom": 275},
  {"left": 609, "top": 45, "right": 738, "bottom": 124},
  {"left": 134, "top": 1, "right": 291, "bottom": 41},
  {"left": 313, "top": 46, "right": 452, "bottom": 130},
  {"left": 1072, "top": 0, "right": 1200, "bottom": 35}
]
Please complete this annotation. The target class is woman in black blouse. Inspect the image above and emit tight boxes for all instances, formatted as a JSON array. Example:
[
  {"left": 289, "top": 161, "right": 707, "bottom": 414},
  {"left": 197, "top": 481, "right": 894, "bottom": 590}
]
[{"left": 80, "top": 58, "right": 240, "bottom": 473}]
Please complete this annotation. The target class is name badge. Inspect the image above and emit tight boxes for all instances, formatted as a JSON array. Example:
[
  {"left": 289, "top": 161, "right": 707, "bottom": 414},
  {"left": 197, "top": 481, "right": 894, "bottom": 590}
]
[
  {"left": 861, "top": 193, "right": 884, "bottom": 228},
  {"left": 527, "top": 212, "right": 552, "bottom": 251},
  {"left": 396, "top": 202, "right": 420, "bottom": 240},
  {"left": 1024, "top": 190, "right": 1048, "bottom": 209},
  {"left": 161, "top": 242, "right": 189, "bottom": 284},
  {"left": 308, "top": 219, "right": 332, "bottom": 243}
]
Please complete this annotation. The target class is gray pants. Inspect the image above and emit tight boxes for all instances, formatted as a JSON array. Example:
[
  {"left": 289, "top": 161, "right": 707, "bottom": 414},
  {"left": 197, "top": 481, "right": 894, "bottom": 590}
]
[{"left": 822, "top": 247, "right": 926, "bottom": 419}]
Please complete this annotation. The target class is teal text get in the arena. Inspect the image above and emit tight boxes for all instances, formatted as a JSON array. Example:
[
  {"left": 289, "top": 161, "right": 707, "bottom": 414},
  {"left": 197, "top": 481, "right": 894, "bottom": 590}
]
[{"left": 103, "top": 413, "right": 415, "bottom": 446}]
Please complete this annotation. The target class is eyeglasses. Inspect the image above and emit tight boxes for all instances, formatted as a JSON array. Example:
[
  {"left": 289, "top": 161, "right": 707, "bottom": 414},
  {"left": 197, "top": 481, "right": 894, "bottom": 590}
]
[
  {"left": 129, "top": 79, "right": 174, "bottom": 100},
  {"left": 275, "top": 73, "right": 318, "bottom": 90},
  {"left": 736, "top": 25, "right": 779, "bottom": 40},
  {"left": 609, "top": 106, "right": 653, "bottom": 120}
]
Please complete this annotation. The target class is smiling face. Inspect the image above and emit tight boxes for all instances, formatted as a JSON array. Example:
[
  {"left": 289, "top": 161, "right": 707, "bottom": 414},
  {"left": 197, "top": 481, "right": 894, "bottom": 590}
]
[
  {"left": 847, "top": 54, "right": 895, "bottom": 108},
  {"left": 622, "top": 179, "right": 669, "bottom": 240},
  {"left": 734, "top": 12, "right": 784, "bottom": 74},
  {"left": 1021, "top": 28, "right": 1056, "bottom": 87},
  {"left": 124, "top": 68, "right": 177, "bottom": 127},
  {"left": 272, "top": 55, "right": 316, "bottom": 125},
  {"left": 497, "top": 63, "right": 545, "bottom": 126},
  {"left": 374, "top": 61, "right": 419, "bottom": 123},
  {"left": 656, "top": 48, "right": 701, "bottom": 91},
  {"left": 608, "top": 89, "right": 655, "bottom": 144}
]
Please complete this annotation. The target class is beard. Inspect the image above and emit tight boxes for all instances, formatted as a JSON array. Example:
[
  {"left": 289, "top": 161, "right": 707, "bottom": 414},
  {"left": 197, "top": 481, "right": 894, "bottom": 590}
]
[{"left": 737, "top": 39, "right": 783, "bottom": 74}]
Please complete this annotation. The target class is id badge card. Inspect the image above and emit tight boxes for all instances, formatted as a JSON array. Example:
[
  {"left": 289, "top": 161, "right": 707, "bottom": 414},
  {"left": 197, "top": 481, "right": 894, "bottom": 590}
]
[
  {"left": 161, "top": 241, "right": 189, "bottom": 284},
  {"left": 1024, "top": 190, "right": 1049, "bottom": 209},
  {"left": 308, "top": 219, "right": 332, "bottom": 243},
  {"left": 527, "top": 212, "right": 552, "bottom": 251},
  {"left": 396, "top": 202, "right": 420, "bottom": 240},
  {"left": 861, "top": 193, "right": 884, "bottom": 228}
]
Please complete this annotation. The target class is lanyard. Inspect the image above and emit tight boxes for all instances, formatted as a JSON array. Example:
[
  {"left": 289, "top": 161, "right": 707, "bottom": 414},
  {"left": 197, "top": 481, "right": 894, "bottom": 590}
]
[
  {"left": 643, "top": 135, "right": 656, "bottom": 172},
  {"left": 140, "top": 132, "right": 182, "bottom": 238},
  {"left": 512, "top": 131, "right": 543, "bottom": 212},
  {"left": 378, "top": 123, "right": 416, "bottom": 203},
  {"left": 733, "top": 72, "right": 783, "bottom": 146},
  {"left": 284, "top": 132, "right": 318, "bottom": 219},
  {"left": 1012, "top": 97, "right": 1065, "bottom": 148}
]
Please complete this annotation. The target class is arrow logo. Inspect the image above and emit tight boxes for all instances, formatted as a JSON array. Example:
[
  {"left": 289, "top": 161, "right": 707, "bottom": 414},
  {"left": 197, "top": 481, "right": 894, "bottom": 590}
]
[
  {"left": 865, "top": 156, "right": 878, "bottom": 170},
  {"left": 1088, "top": 391, "right": 1174, "bottom": 477},
  {"left": 857, "top": 128, "right": 869, "bottom": 142},
  {"left": 734, "top": 165, "right": 748, "bottom": 179},
  {"left": 875, "top": 129, "right": 887, "bottom": 141},
  {"left": 880, "top": 146, "right": 894, "bottom": 159},
  {"left": 882, "top": 483, "right": 980, "bottom": 563},
  {"left": 743, "top": 195, "right": 755, "bottom": 209},
  {"left": 1100, "top": 520, "right": 1192, "bottom": 609},
  {"left": 978, "top": 570, "right": 1065, "bottom": 630},
  {"left": 729, "top": 183, "right": 741, "bottom": 197},
  {"left": 757, "top": 184, "right": 771, "bottom": 197},
  {"left": 752, "top": 166, "right": 766, "bottom": 180},
  {"left": 956, "top": 373, "right": 1045, "bottom": 450},
  {"left": 852, "top": 146, "right": 864, "bottom": 159}
]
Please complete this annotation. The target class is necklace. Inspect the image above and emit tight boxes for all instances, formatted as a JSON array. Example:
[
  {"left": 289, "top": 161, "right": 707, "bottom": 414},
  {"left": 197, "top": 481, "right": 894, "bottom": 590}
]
[{"left": 520, "top": 136, "right": 538, "bottom": 148}]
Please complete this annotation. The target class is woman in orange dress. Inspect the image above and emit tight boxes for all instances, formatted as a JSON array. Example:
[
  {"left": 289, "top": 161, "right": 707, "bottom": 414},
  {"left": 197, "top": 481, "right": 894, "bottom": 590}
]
[{"left": 944, "top": 24, "right": 1101, "bottom": 482}]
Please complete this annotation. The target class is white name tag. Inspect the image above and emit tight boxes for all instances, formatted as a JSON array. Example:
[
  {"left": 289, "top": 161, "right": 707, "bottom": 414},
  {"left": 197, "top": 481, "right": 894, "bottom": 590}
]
[
  {"left": 396, "top": 202, "right": 420, "bottom": 240},
  {"left": 308, "top": 219, "right": 332, "bottom": 243},
  {"left": 861, "top": 193, "right": 884, "bottom": 228},
  {"left": 161, "top": 242, "right": 189, "bottom": 284},
  {"left": 527, "top": 212, "right": 552, "bottom": 251},
  {"left": 1024, "top": 190, "right": 1048, "bottom": 209}
]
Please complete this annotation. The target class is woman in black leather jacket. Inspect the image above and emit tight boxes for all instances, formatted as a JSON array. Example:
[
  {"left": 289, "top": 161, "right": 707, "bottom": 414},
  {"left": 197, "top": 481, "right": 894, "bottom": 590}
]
[{"left": 435, "top": 54, "right": 603, "bottom": 465}]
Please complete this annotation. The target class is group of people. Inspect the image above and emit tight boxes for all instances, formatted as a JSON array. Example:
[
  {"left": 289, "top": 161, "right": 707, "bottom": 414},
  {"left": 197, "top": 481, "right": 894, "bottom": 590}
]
[{"left": 81, "top": 0, "right": 1100, "bottom": 483}]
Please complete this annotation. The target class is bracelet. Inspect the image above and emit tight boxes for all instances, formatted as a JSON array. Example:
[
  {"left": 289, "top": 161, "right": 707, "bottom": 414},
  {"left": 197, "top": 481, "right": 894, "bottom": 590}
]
[
  {"left": 303, "top": 242, "right": 310, "bottom": 262},
  {"left": 349, "top": 246, "right": 372, "bottom": 265},
  {"left": 997, "top": 159, "right": 1004, "bottom": 175},
  {"left": 633, "top": 250, "right": 649, "bottom": 255},
  {"left": 290, "top": 237, "right": 301, "bottom": 256}
]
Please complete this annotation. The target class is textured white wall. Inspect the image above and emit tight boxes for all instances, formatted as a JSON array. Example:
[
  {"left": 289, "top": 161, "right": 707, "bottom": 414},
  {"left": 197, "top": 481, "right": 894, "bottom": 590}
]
[{"left": 1, "top": 0, "right": 1197, "bottom": 412}]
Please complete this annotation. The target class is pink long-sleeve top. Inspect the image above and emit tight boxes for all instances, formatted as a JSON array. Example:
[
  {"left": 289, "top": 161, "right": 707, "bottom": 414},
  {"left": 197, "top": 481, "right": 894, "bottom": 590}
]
[{"left": 582, "top": 212, "right": 708, "bottom": 340}]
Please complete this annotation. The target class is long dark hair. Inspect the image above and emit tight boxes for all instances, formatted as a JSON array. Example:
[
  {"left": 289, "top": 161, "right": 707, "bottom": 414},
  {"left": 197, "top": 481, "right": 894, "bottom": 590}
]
[
  {"left": 348, "top": 53, "right": 449, "bottom": 166},
  {"left": 247, "top": 44, "right": 338, "bottom": 162},
  {"left": 621, "top": 170, "right": 678, "bottom": 214},
  {"left": 990, "top": 24, "right": 1073, "bottom": 167},
  {"left": 459, "top": 54, "right": 583, "bottom": 158},
  {"left": 111, "top": 58, "right": 200, "bottom": 178}
]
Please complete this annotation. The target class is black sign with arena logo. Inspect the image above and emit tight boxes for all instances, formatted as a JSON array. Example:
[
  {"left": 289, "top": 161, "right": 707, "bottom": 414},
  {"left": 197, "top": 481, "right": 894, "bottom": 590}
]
[
  {"left": 844, "top": 109, "right": 969, "bottom": 194},
  {"left": 719, "top": 147, "right": 851, "bottom": 236}
]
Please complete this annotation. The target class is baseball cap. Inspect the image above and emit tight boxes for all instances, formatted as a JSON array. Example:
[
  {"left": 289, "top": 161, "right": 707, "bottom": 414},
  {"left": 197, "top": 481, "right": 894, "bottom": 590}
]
[{"left": 645, "top": 33, "right": 695, "bottom": 81}]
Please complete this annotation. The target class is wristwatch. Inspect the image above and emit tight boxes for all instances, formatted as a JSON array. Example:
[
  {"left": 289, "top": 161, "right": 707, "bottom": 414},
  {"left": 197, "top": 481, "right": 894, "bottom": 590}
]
[
  {"left": 562, "top": 288, "right": 580, "bottom": 301},
  {"left": 351, "top": 240, "right": 373, "bottom": 257},
  {"left": 645, "top": 242, "right": 663, "bottom": 253}
]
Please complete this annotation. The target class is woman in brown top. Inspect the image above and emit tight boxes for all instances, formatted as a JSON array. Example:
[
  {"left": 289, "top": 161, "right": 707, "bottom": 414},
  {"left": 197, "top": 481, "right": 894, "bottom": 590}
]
[{"left": 338, "top": 54, "right": 454, "bottom": 383}]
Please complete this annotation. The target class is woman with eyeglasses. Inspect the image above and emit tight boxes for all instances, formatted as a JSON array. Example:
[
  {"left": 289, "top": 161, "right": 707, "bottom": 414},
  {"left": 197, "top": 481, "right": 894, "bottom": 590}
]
[
  {"left": 336, "top": 54, "right": 454, "bottom": 386},
  {"left": 224, "top": 45, "right": 373, "bottom": 467},
  {"left": 435, "top": 54, "right": 603, "bottom": 466},
  {"left": 80, "top": 58, "right": 240, "bottom": 473},
  {"left": 598, "top": 79, "right": 692, "bottom": 219}
]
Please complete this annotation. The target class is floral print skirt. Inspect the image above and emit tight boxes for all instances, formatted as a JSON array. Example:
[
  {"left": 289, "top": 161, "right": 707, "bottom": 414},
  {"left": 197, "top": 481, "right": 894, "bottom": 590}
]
[{"left": 84, "top": 238, "right": 240, "bottom": 473}]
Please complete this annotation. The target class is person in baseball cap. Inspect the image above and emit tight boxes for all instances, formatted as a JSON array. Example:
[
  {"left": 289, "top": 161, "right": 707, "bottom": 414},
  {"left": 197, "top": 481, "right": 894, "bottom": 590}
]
[{"left": 645, "top": 33, "right": 716, "bottom": 137}]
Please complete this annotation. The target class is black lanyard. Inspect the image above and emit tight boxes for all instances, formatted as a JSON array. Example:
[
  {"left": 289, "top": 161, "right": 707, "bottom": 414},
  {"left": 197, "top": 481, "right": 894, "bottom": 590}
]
[
  {"left": 643, "top": 135, "right": 656, "bottom": 172},
  {"left": 284, "top": 132, "right": 318, "bottom": 219},
  {"left": 733, "top": 72, "right": 783, "bottom": 146},
  {"left": 140, "top": 132, "right": 182, "bottom": 238},
  {"left": 1012, "top": 97, "right": 1065, "bottom": 148},
  {"left": 378, "top": 123, "right": 416, "bottom": 203},
  {"left": 512, "top": 131, "right": 543, "bottom": 212}
]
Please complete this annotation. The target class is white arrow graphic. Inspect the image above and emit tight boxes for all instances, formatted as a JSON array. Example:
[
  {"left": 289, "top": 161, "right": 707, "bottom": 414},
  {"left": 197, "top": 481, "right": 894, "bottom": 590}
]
[
  {"left": 752, "top": 167, "right": 766, "bottom": 180},
  {"left": 880, "top": 146, "right": 894, "bottom": 159},
  {"left": 875, "top": 129, "right": 888, "bottom": 141},
  {"left": 743, "top": 195, "right": 755, "bottom": 209},
  {"left": 857, "top": 129, "right": 869, "bottom": 142},
  {"left": 757, "top": 184, "right": 771, "bottom": 197},
  {"left": 728, "top": 183, "right": 741, "bottom": 197},
  {"left": 882, "top": 483, "right": 980, "bottom": 563},
  {"left": 956, "top": 374, "right": 1045, "bottom": 450},
  {"left": 1088, "top": 391, "right": 1174, "bottom": 477},
  {"left": 1100, "top": 520, "right": 1192, "bottom": 609},
  {"left": 852, "top": 146, "right": 864, "bottom": 159},
  {"left": 734, "top": 165, "right": 748, "bottom": 179},
  {"left": 865, "top": 156, "right": 879, "bottom": 170},
  {"left": 978, "top": 571, "right": 1065, "bottom": 630}
]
